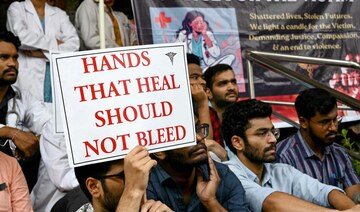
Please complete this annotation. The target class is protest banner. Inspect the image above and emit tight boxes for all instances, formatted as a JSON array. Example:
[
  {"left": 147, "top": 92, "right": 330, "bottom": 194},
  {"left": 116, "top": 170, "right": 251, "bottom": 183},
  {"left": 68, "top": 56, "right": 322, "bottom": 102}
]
[
  {"left": 51, "top": 43, "right": 196, "bottom": 167},
  {"left": 132, "top": 0, "right": 360, "bottom": 127}
]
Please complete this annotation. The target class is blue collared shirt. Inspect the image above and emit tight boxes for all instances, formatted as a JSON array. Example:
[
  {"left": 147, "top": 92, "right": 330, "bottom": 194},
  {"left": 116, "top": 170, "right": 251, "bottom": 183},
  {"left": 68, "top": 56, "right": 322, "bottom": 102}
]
[
  {"left": 277, "top": 131, "right": 360, "bottom": 189},
  {"left": 224, "top": 156, "right": 341, "bottom": 212},
  {"left": 147, "top": 161, "right": 250, "bottom": 212}
]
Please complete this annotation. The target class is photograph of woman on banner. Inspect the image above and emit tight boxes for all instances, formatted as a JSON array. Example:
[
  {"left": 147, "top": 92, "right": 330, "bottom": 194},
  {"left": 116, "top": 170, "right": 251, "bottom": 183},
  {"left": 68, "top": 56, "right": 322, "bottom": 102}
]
[{"left": 175, "top": 10, "right": 235, "bottom": 71}]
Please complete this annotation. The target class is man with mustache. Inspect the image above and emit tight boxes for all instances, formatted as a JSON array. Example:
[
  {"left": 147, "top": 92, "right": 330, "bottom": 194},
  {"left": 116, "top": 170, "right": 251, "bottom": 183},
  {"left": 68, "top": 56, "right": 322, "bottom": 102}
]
[
  {"left": 203, "top": 64, "right": 238, "bottom": 147},
  {"left": 222, "top": 99, "right": 360, "bottom": 212},
  {"left": 276, "top": 88, "right": 360, "bottom": 202},
  {"left": 0, "top": 31, "right": 47, "bottom": 190},
  {"left": 0, "top": 31, "right": 80, "bottom": 211},
  {"left": 147, "top": 110, "right": 250, "bottom": 211}
]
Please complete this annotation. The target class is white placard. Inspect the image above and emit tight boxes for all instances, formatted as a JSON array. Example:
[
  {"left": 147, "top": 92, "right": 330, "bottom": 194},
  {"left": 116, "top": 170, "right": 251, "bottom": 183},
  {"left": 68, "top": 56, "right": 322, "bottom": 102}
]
[{"left": 52, "top": 43, "right": 195, "bottom": 167}]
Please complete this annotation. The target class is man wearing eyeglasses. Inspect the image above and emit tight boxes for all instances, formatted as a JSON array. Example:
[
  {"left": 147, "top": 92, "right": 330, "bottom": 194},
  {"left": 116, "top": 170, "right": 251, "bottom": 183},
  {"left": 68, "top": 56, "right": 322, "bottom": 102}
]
[
  {"left": 74, "top": 145, "right": 172, "bottom": 212},
  {"left": 147, "top": 113, "right": 250, "bottom": 211},
  {"left": 276, "top": 88, "right": 360, "bottom": 202},
  {"left": 222, "top": 99, "right": 359, "bottom": 212}
]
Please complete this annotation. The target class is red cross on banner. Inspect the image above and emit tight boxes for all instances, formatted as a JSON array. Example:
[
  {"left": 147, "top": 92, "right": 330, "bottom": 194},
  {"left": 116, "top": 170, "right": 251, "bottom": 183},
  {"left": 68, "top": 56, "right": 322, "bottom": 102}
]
[{"left": 155, "top": 11, "right": 172, "bottom": 29}]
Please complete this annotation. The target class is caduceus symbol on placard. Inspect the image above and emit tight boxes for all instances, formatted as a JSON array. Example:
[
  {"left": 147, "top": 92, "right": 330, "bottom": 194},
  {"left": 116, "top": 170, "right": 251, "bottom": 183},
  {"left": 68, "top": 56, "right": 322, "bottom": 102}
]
[{"left": 165, "top": 52, "right": 177, "bottom": 65}]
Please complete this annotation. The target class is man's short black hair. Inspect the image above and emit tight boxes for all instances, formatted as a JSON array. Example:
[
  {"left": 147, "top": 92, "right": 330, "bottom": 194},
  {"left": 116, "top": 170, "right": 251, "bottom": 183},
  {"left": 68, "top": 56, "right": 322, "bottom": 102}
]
[
  {"left": 295, "top": 88, "right": 337, "bottom": 119},
  {"left": 203, "top": 64, "right": 233, "bottom": 90},
  {"left": 74, "top": 159, "right": 121, "bottom": 201},
  {"left": 221, "top": 99, "right": 272, "bottom": 154},
  {"left": 187, "top": 53, "right": 200, "bottom": 66},
  {"left": 0, "top": 31, "right": 21, "bottom": 50}
]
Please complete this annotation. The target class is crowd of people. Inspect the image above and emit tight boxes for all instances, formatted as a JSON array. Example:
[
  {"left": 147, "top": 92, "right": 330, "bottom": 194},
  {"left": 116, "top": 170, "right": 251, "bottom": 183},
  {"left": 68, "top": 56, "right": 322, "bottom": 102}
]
[{"left": 0, "top": 0, "right": 359, "bottom": 211}]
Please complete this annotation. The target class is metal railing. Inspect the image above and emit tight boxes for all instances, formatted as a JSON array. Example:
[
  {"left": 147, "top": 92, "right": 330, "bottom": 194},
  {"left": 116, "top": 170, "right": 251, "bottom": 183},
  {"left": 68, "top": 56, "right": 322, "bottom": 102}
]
[
  {"left": 244, "top": 50, "right": 360, "bottom": 160},
  {"left": 245, "top": 50, "right": 360, "bottom": 111}
]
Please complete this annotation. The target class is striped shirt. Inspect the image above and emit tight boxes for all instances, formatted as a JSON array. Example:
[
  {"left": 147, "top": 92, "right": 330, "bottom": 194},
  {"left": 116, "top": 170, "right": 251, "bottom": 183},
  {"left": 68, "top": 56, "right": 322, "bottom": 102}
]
[{"left": 276, "top": 131, "right": 360, "bottom": 190}]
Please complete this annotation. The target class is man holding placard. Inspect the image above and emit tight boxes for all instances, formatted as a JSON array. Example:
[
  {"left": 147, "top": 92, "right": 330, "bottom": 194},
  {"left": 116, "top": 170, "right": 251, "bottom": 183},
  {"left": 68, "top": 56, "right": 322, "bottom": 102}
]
[{"left": 75, "top": 145, "right": 172, "bottom": 212}]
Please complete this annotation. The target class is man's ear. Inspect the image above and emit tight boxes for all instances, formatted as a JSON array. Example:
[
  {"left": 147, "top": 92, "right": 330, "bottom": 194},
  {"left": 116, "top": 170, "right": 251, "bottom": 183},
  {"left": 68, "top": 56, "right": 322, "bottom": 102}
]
[
  {"left": 86, "top": 177, "right": 102, "bottom": 199},
  {"left": 205, "top": 88, "right": 213, "bottom": 100},
  {"left": 152, "top": 152, "right": 166, "bottom": 160},
  {"left": 231, "top": 135, "right": 244, "bottom": 152},
  {"left": 299, "top": 116, "right": 308, "bottom": 130}
]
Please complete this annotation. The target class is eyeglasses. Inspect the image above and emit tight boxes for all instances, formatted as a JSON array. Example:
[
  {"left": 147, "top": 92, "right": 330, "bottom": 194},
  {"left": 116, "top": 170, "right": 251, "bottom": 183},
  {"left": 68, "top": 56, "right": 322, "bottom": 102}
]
[
  {"left": 249, "top": 128, "right": 280, "bottom": 140},
  {"left": 196, "top": 123, "right": 209, "bottom": 140},
  {"left": 95, "top": 170, "right": 125, "bottom": 180},
  {"left": 311, "top": 116, "right": 342, "bottom": 129}
]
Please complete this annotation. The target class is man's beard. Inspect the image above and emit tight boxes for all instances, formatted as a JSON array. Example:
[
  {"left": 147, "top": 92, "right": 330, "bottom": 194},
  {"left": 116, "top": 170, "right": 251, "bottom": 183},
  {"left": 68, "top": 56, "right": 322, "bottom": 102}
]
[
  {"left": 214, "top": 98, "right": 234, "bottom": 109},
  {"left": 166, "top": 144, "right": 208, "bottom": 171},
  {"left": 244, "top": 140, "right": 276, "bottom": 163},
  {"left": 102, "top": 182, "right": 121, "bottom": 212},
  {"left": 308, "top": 126, "right": 335, "bottom": 147},
  {"left": 0, "top": 78, "right": 16, "bottom": 85},
  {"left": 0, "top": 68, "right": 18, "bottom": 85}
]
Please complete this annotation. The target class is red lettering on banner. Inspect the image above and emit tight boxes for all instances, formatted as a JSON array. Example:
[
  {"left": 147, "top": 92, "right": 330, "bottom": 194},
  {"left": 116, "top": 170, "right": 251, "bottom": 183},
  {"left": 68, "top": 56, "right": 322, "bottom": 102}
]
[
  {"left": 94, "top": 101, "right": 173, "bottom": 127},
  {"left": 83, "top": 133, "right": 130, "bottom": 157},
  {"left": 127, "top": 52, "right": 141, "bottom": 68},
  {"left": 81, "top": 51, "right": 151, "bottom": 74},
  {"left": 136, "top": 125, "right": 186, "bottom": 146},
  {"left": 136, "top": 74, "right": 180, "bottom": 93},
  {"left": 82, "top": 56, "right": 98, "bottom": 73},
  {"left": 100, "top": 55, "right": 114, "bottom": 72},
  {"left": 74, "top": 79, "right": 131, "bottom": 102},
  {"left": 141, "top": 51, "right": 151, "bottom": 66}
]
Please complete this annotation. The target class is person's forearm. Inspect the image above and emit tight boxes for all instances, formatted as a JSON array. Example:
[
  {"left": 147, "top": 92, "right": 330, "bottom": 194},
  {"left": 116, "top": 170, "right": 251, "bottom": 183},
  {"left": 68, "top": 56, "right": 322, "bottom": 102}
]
[
  {"left": 263, "top": 192, "right": 337, "bottom": 212},
  {"left": 116, "top": 188, "right": 143, "bottom": 212},
  {"left": 197, "top": 100, "right": 213, "bottom": 139},
  {"left": 344, "top": 184, "right": 360, "bottom": 203},
  {"left": 328, "top": 190, "right": 355, "bottom": 210},
  {"left": 203, "top": 199, "right": 228, "bottom": 212},
  {"left": 0, "top": 126, "right": 17, "bottom": 139}
]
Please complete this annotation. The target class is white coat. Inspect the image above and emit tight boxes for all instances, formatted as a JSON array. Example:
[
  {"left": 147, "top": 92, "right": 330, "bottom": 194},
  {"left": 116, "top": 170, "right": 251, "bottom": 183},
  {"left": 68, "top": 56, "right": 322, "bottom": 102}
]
[
  {"left": 175, "top": 30, "right": 235, "bottom": 71},
  {"left": 0, "top": 87, "right": 51, "bottom": 134},
  {"left": 0, "top": 86, "right": 78, "bottom": 212},
  {"left": 176, "top": 30, "right": 221, "bottom": 66},
  {"left": 6, "top": 0, "right": 79, "bottom": 103},
  {"left": 31, "top": 118, "right": 79, "bottom": 212},
  {"left": 75, "top": 0, "right": 137, "bottom": 50}
]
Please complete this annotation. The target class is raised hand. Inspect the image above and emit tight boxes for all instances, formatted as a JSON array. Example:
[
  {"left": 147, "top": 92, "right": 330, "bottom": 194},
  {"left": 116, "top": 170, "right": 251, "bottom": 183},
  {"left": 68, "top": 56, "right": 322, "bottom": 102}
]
[{"left": 196, "top": 152, "right": 220, "bottom": 208}]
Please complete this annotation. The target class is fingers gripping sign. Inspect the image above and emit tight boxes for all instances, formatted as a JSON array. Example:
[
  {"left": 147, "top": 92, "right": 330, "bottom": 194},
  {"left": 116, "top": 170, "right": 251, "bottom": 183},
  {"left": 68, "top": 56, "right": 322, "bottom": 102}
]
[{"left": 123, "top": 145, "right": 157, "bottom": 195}]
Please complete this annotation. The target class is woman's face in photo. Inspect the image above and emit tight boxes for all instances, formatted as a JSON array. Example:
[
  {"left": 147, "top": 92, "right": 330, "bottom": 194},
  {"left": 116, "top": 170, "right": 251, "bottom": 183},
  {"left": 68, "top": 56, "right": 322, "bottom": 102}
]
[{"left": 190, "top": 16, "right": 206, "bottom": 32}]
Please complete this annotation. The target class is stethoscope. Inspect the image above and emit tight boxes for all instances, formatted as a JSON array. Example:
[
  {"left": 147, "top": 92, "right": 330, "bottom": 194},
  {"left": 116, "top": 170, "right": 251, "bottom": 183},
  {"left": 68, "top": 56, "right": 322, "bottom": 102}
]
[
  {"left": 6, "top": 93, "right": 21, "bottom": 127},
  {"left": 1, "top": 92, "right": 21, "bottom": 156}
]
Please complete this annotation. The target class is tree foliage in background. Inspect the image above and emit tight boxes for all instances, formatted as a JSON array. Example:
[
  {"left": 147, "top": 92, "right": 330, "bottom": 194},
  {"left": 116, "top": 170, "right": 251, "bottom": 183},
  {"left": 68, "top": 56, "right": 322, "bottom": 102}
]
[{"left": 339, "top": 128, "right": 360, "bottom": 176}]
